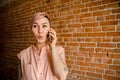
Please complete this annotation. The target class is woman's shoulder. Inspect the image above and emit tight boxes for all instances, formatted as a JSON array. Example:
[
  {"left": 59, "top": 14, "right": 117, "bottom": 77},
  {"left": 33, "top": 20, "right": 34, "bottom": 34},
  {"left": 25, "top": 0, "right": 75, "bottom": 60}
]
[
  {"left": 17, "top": 46, "right": 32, "bottom": 60},
  {"left": 19, "top": 46, "right": 32, "bottom": 54}
]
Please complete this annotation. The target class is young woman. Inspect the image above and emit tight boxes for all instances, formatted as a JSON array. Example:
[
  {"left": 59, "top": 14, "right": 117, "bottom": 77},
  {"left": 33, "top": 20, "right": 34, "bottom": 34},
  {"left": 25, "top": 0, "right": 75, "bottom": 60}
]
[{"left": 17, "top": 12, "right": 68, "bottom": 80}]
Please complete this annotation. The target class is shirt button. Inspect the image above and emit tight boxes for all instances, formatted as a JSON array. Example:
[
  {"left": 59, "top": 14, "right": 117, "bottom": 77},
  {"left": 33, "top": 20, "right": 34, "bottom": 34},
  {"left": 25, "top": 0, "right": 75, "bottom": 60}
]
[{"left": 40, "top": 73, "right": 42, "bottom": 75}]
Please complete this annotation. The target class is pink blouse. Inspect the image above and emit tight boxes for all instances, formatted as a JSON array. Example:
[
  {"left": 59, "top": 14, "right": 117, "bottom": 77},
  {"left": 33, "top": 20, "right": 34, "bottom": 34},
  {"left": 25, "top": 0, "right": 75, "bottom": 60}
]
[{"left": 17, "top": 45, "right": 66, "bottom": 80}]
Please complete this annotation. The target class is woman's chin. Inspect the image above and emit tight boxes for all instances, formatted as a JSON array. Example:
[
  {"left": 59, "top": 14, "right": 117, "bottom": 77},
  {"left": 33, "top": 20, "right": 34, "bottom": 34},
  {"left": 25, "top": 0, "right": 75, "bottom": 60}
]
[{"left": 37, "top": 40, "right": 46, "bottom": 44}]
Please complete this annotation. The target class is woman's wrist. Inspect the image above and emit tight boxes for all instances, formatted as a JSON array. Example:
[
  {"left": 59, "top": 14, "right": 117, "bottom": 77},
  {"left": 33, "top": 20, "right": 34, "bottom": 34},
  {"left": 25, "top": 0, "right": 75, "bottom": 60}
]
[{"left": 50, "top": 44, "right": 56, "bottom": 49}]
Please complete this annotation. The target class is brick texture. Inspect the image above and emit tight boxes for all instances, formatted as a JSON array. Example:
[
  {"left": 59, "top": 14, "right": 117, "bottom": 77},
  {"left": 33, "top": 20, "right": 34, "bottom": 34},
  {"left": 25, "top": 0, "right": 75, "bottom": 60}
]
[{"left": 0, "top": 0, "right": 120, "bottom": 80}]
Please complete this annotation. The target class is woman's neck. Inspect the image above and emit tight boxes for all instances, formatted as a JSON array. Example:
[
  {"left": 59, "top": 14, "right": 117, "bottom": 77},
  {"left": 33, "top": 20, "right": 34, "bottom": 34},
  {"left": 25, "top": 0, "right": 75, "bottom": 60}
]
[{"left": 35, "top": 42, "right": 47, "bottom": 55}]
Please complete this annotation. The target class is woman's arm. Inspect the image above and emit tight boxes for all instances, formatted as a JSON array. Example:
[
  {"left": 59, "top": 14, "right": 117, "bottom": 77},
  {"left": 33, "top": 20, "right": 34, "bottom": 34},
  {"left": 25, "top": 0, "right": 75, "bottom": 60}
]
[
  {"left": 48, "top": 28, "right": 68, "bottom": 80},
  {"left": 50, "top": 46, "right": 68, "bottom": 80}
]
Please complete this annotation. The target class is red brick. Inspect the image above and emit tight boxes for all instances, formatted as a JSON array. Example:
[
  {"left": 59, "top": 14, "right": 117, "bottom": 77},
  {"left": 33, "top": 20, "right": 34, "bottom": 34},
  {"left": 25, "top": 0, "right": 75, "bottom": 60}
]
[
  {"left": 85, "top": 28, "right": 92, "bottom": 32},
  {"left": 86, "top": 72, "right": 102, "bottom": 78},
  {"left": 75, "top": 61, "right": 91, "bottom": 66},
  {"left": 68, "top": 24, "right": 81, "bottom": 28},
  {"left": 59, "top": 34, "right": 72, "bottom": 37},
  {"left": 92, "top": 63, "right": 108, "bottom": 69},
  {"left": 86, "top": 1, "right": 101, "bottom": 7},
  {"left": 94, "top": 58, "right": 102, "bottom": 63},
  {"left": 85, "top": 58, "right": 93, "bottom": 62},
  {"left": 73, "top": 9, "right": 81, "bottom": 14},
  {"left": 116, "top": 71, "right": 120, "bottom": 76},
  {"left": 67, "top": 15, "right": 76, "bottom": 20},
  {"left": 96, "top": 69, "right": 104, "bottom": 74},
  {"left": 100, "top": 21, "right": 118, "bottom": 26},
  {"left": 73, "top": 33, "right": 88, "bottom": 37},
  {"left": 80, "top": 67, "right": 88, "bottom": 71},
  {"left": 109, "top": 65, "right": 120, "bottom": 70},
  {"left": 67, "top": 64, "right": 72, "bottom": 68},
  {"left": 71, "top": 4, "right": 84, "bottom": 9},
  {"left": 73, "top": 52, "right": 88, "bottom": 57},
  {"left": 98, "top": 43, "right": 116, "bottom": 48},
  {"left": 93, "top": 27, "right": 102, "bottom": 32},
  {"left": 102, "top": 26, "right": 115, "bottom": 31},
  {"left": 88, "top": 32, "right": 106, "bottom": 37},
  {"left": 87, "top": 17, "right": 96, "bottom": 22},
  {"left": 66, "top": 60, "right": 74, "bottom": 64},
  {"left": 79, "top": 48, "right": 94, "bottom": 53},
  {"left": 103, "top": 59, "right": 112, "bottom": 64},
  {"left": 89, "top": 53, "right": 107, "bottom": 58},
  {"left": 70, "top": 56, "right": 76, "bottom": 60},
  {"left": 93, "top": 38, "right": 102, "bottom": 42},
  {"left": 81, "top": 8, "right": 88, "bottom": 13},
  {"left": 107, "top": 32, "right": 120, "bottom": 36},
  {"left": 117, "top": 26, "right": 120, "bottom": 31},
  {"left": 113, "top": 60, "right": 120, "bottom": 64},
  {"left": 97, "top": 5, "right": 107, "bottom": 10},
  {"left": 104, "top": 75, "right": 120, "bottom": 80},
  {"left": 103, "top": 37, "right": 113, "bottom": 42},
  {"left": 114, "top": 49, "right": 120, "bottom": 53},
  {"left": 93, "top": 10, "right": 111, "bottom": 16},
  {"left": 65, "top": 47, "right": 79, "bottom": 52},
  {"left": 116, "top": 14, "right": 120, "bottom": 19},
  {"left": 85, "top": 38, "right": 92, "bottom": 42},
  {"left": 80, "top": 76, "right": 87, "bottom": 80},
  {"left": 89, "top": 7, "right": 98, "bottom": 11},
  {"left": 77, "top": 13, "right": 92, "bottom": 18},
  {"left": 65, "top": 55, "right": 70, "bottom": 60},
  {"left": 72, "top": 65, "right": 79, "bottom": 69},
  {"left": 103, "top": 0, "right": 119, "bottom": 4},
  {"left": 64, "top": 38, "right": 77, "bottom": 42},
  {"left": 88, "top": 67, "right": 96, "bottom": 72},
  {"left": 109, "top": 54, "right": 120, "bottom": 59},
  {"left": 82, "top": 22, "right": 98, "bottom": 27},
  {"left": 58, "top": 38, "right": 64, "bottom": 42},
  {"left": 112, "top": 8, "right": 120, "bottom": 13},
  {"left": 108, "top": 3, "right": 119, "bottom": 8},
  {"left": 82, "top": 0, "right": 90, "bottom": 3},
  {"left": 65, "top": 50, "right": 73, "bottom": 55},
  {"left": 66, "top": 43, "right": 80, "bottom": 46},
  {"left": 77, "top": 57, "right": 84, "bottom": 61},
  {"left": 106, "top": 15, "right": 115, "bottom": 20},
  {"left": 105, "top": 70, "right": 116, "bottom": 75},
  {"left": 61, "top": 0, "right": 69, "bottom": 3},
  {"left": 80, "top": 43, "right": 96, "bottom": 47},
  {"left": 97, "top": 16, "right": 105, "bottom": 21},
  {"left": 117, "top": 43, "right": 120, "bottom": 48},
  {"left": 76, "top": 28, "right": 84, "bottom": 32}
]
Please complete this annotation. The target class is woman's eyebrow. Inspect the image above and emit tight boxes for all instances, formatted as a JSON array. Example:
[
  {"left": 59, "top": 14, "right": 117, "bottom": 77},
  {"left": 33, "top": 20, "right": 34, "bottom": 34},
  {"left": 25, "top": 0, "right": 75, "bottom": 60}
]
[
  {"left": 33, "top": 22, "right": 38, "bottom": 24},
  {"left": 42, "top": 22, "right": 48, "bottom": 25}
]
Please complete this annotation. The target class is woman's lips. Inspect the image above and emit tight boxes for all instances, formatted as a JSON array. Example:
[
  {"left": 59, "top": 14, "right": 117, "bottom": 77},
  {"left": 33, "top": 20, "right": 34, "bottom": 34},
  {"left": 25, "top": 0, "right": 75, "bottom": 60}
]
[{"left": 37, "top": 36, "right": 43, "bottom": 39}]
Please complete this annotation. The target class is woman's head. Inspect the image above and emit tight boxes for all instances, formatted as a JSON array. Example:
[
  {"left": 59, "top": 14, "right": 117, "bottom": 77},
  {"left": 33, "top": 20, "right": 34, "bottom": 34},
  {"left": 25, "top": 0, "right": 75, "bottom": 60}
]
[{"left": 30, "top": 12, "right": 51, "bottom": 44}]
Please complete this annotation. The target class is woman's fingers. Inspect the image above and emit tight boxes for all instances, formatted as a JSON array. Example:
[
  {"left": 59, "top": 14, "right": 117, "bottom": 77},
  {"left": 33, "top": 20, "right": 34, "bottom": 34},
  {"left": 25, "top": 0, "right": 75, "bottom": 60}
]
[
  {"left": 49, "top": 28, "right": 56, "bottom": 38},
  {"left": 48, "top": 28, "right": 57, "bottom": 45}
]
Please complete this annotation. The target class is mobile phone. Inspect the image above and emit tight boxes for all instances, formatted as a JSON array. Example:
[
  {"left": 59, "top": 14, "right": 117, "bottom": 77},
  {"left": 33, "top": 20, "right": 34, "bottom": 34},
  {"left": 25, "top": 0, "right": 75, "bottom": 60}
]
[{"left": 47, "top": 32, "right": 51, "bottom": 42}]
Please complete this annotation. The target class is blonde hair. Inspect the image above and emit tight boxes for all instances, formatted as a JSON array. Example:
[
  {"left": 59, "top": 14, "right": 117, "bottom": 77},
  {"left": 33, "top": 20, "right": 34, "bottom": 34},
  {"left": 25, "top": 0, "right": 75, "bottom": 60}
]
[{"left": 30, "top": 12, "right": 50, "bottom": 27}]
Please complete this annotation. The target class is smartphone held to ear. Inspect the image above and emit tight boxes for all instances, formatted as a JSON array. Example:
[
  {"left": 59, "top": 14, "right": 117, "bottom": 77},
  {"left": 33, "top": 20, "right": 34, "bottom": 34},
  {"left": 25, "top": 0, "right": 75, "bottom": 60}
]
[{"left": 47, "top": 32, "right": 52, "bottom": 42}]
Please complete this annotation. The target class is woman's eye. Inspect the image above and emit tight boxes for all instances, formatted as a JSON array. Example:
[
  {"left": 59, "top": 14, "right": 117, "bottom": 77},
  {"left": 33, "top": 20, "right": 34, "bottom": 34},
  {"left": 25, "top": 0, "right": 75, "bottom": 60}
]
[
  {"left": 43, "top": 25, "right": 47, "bottom": 28},
  {"left": 33, "top": 24, "right": 38, "bottom": 28}
]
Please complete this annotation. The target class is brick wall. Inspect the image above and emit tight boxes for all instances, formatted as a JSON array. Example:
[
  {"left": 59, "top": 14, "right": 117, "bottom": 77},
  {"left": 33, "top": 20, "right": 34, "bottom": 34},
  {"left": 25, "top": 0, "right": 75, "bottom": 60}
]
[{"left": 0, "top": 0, "right": 120, "bottom": 80}]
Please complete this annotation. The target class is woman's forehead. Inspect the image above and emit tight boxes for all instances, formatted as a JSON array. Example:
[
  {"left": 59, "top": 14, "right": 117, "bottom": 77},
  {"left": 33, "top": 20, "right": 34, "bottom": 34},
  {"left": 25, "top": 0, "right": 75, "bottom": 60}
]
[{"left": 33, "top": 17, "right": 50, "bottom": 24}]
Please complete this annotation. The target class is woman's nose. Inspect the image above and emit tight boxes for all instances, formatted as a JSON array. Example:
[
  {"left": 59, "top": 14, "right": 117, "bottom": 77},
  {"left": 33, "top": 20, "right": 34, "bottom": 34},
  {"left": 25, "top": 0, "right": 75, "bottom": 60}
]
[{"left": 38, "top": 27, "right": 43, "bottom": 33}]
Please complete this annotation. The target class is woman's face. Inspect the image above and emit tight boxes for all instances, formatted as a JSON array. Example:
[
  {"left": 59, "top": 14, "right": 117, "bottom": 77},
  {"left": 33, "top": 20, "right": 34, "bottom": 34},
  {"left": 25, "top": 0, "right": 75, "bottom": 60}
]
[{"left": 32, "top": 17, "right": 50, "bottom": 44}]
